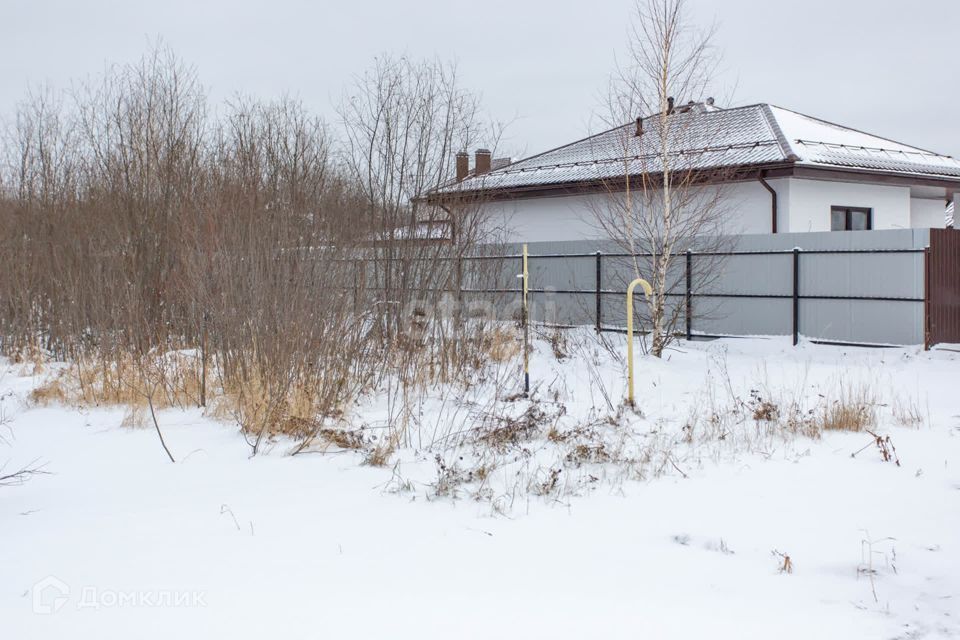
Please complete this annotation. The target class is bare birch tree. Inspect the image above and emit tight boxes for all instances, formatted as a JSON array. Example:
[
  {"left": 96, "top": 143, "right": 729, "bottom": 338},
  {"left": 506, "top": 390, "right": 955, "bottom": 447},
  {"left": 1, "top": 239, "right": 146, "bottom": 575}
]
[{"left": 591, "top": 0, "right": 732, "bottom": 357}]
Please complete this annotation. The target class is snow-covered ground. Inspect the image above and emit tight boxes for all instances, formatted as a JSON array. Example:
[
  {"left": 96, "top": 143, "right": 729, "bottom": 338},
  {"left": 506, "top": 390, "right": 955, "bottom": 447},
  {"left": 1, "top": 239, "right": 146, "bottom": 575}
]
[{"left": 2, "top": 335, "right": 958, "bottom": 639}]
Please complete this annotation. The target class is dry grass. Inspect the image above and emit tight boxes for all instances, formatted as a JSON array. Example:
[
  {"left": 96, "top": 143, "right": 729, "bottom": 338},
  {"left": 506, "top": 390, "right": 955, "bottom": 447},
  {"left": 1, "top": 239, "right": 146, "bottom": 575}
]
[
  {"left": 365, "top": 429, "right": 401, "bottom": 467},
  {"left": 819, "top": 382, "right": 877, "bottom": 432},
  {"left": 748, "top": 389, "right": 779, "bottom": 422},
  {"left": 28, "top": 373, "right": 71, "bottom": 406},
  {"left": 29, "top": 351, "right": 206, "bottom": 412},
  {"left": 11, "top": 346, "right": 49, "bottom": 377},
  {"left": 565, "top": 443, "right": 611, "bottom": 466},
  {"left": 210, "top": 367, "right": 352, "bottom": 444},
  {"left": 27, "top": 350, "right": 343, "bottom": 443},
  {"left": 545, "top": 327, "right": 569, "bottom": 361},
  {"left": 773, "top": 550, "right": 794, "bottom": 574},
  {"left": 317, "top": 428, "right": 364, "bottom": 450},
  {"left": 485, "top": 327, "right": 521, "bottom": 363},
  {"left": 892, "top": 396, "right": 924, "bottom": 428},
  {"left": 475, "top": 404, "right": 548, "bottom": 453}
]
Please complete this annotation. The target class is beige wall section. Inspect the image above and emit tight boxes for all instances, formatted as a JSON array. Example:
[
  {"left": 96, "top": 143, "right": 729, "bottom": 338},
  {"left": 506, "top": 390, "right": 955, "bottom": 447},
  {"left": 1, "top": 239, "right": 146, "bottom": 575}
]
[
  {"left": 910, "top": 198, "right": 947, "bottom": 228},
  {"left": 783, "top": 178, "right": 911, "bottom": 232}
]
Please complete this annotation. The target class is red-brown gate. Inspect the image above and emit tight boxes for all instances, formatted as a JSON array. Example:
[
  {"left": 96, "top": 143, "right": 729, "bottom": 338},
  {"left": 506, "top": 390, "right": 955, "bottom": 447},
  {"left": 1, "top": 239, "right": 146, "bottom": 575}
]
[{"left": 926, "top": 228, "right": 960, "bottom": 348}]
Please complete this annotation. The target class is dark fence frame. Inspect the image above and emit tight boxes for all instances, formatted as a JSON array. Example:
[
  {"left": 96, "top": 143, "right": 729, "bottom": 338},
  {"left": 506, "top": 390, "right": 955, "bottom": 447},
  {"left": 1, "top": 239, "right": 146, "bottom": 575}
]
[
  {"left": 456, "top": 247, "right": 927, "bottom": 348},
  {"left": 348, "top": 244, "right": 936, "bottom": 348}
]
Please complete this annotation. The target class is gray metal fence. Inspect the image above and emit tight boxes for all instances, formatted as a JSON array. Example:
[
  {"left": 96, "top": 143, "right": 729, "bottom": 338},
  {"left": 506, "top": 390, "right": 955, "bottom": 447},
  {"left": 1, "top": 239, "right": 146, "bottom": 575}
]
[{"left": 474, "top": 229, "right": 930, "bottom": 346}]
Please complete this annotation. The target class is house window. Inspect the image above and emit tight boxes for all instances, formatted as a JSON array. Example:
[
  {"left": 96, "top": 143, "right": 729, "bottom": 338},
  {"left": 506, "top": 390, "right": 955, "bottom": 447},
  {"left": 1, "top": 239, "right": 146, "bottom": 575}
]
[{"left": 830, "top": 206, "right": 872, "bottom": 231}]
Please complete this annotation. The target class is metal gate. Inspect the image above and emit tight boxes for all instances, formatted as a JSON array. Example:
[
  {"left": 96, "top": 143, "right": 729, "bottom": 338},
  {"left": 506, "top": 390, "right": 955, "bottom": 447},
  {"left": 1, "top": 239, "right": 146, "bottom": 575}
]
[{"left": 926, "top": 228, "right": 960, "bottom": 347}]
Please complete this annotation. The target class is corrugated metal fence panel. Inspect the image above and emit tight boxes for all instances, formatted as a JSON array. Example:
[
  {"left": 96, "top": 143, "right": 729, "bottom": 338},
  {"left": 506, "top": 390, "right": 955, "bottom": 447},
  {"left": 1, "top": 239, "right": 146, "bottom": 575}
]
[
  {"left": 929, "top": 229, "right": 960, "bottom": 344},
  {"left": 695, "top": 253, "right": 792, "bottom": 295},
  {"left": 800, "top": 252, "right": 923, "bottom": 299},
  {"left": 800, "top": 299, "right": 923, "bottom": 345},
  {"left": 695, "top": 297, "right": 794, "bottom": 337}
]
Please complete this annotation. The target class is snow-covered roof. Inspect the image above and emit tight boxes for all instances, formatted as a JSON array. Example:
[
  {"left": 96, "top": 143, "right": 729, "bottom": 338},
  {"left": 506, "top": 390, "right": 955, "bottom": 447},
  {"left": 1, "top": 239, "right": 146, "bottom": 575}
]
[{"left": 436, "top": 103, "right": 960, "bottom": 196}]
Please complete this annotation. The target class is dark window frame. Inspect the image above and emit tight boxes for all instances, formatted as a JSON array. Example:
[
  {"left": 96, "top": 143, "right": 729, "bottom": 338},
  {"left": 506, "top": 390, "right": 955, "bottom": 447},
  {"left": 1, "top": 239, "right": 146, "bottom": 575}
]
[{"left": 830, "top": 206, "right": 873, "bottom": 231}]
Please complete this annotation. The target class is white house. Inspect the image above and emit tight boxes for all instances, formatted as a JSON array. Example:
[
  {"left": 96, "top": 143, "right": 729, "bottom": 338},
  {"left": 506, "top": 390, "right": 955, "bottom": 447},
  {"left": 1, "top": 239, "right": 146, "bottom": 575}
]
[{"left": 432, "top": 103, "right": 960, "bottom": 242}]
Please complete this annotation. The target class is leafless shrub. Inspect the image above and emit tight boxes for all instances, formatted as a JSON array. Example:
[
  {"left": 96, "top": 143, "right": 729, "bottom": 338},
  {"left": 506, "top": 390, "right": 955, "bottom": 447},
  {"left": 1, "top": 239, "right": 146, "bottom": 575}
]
[
  {"left": 748, "top": 389, "right": 779, "bottom": 422},
  {"left": 431, "top": 453, "right": 485, "bottom": 498},
  {"left": 772, "top": 550, "right": 793, "bottom": 574},
  {"left": 851, "top": 431, "right": 901, "bottom": 466},
  {"left": 1, "top": 45, "right": 513, "bottom": 457}
]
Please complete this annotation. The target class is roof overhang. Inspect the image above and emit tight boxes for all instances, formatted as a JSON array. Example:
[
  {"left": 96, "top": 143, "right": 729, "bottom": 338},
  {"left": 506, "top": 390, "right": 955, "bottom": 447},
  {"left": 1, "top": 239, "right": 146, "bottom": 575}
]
[{"left": 427, "top": 162, "right": 960, "bottom": 204}]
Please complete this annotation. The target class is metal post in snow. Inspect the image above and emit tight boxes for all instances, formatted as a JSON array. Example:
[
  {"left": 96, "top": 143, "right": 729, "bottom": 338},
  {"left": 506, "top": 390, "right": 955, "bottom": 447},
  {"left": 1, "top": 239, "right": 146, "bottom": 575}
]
[
  {"left": 595, "top": 251, "right": 602, "bottom": 334},
  {"left": 522, "top": 244, "right": 530, "bottom": 396},
  {"left": 792, "top": 248, "right": 800, "bottom": 346},
  {"left": 685, "top": 250, "right": 693, "bottom": 341},
  {"left": 924, "top": 245, "right": 931, "bottom": 351},
  {"left": 456, "top": 256, "right": 464, "bottom": 308},
  {"left": 352, "top": 260, "right": 359, "bottom": 313},
  {"left": 200, "top": 310, "right": 208, "bottom": 408}
]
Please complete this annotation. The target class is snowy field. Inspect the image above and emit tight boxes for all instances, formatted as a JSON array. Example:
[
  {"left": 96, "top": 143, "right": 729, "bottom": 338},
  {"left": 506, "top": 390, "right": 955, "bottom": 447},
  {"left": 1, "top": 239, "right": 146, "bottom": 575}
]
[{"left": 2, "top": 334, "right": 959, "bottom": 639}]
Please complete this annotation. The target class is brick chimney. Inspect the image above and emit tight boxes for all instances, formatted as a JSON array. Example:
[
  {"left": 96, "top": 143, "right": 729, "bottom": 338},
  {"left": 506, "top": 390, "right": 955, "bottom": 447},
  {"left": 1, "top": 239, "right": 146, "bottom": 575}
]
[
  {"left": 455, "top": 151, "right": 469, "bottom": 182},
  {"left": 475, "top": 148, "right": 492, "bottom": 175}
]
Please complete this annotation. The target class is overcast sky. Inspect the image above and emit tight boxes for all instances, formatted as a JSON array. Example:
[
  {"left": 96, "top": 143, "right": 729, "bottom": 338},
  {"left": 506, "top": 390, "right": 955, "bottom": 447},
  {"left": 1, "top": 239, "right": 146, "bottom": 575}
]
[{"left": 2, "top": 0, "right": 958, "bottom": 159}]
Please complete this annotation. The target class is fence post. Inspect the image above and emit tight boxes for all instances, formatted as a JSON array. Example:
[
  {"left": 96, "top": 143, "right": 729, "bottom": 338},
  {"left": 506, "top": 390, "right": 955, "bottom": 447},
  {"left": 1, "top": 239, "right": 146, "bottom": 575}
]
[
  {"left": 595, "top": 251, "right": 602, "bottom": 334},
  {"left": 518, "top": 253, "right": 525, "bottom": 323},
  {"left": 200, "top": 310, "right": 207, "bottom": 408},
  {"left": 522, "top": 245, "right": 530, "bottom": 396},
  {"left": 456, "top": 255, "right": 464, "bottom": 307},
  {"left": 352, "top": 259, "right": 359, "bottom": 314},
  {"left": 924, "top": 245, "right": 931, "bottom": 351},
  {"left": 685, "top": 250, "right": 693, "bottom": 341},
  {"left": 792, "top": 248, "right": 800, "bottom": 346}
]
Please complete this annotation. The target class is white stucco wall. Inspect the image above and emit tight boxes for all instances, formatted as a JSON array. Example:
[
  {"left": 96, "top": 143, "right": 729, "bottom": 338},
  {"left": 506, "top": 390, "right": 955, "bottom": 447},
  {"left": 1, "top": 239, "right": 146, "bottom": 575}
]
[
  {"left": 910, "top": 198, "right": 947, "bottom": 228},
  {"left": 481, "top": 180, "right": 782, "bottom": 242},
  {"left": 481, "top": 193, "right": 605, "bottom": 242},
  {"left": 783, "top": 179, "right": 911, "bottom": 232},
  {"left": 478, "top": 176, "right": 934, "bottom": 243},
  {"left": 722, "top": 180, "right": 784, "bottom": 234}
]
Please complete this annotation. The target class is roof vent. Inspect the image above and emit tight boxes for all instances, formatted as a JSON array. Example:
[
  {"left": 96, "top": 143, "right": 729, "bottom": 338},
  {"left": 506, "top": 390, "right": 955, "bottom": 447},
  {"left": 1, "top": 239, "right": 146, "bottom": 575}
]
[
  {"left": 667, "top": 96, "right": 675, "bottom": 115},
  {"left": 634, "top": 116, "right": 643, "bottom": 137},
  {"left": 706, "top": 97, "right": 715, "bottom": 106}
]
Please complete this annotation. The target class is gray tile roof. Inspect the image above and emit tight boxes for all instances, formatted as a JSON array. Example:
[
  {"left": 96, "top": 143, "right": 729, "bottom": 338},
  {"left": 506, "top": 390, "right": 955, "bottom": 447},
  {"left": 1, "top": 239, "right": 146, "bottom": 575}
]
[{"left": 437, "top": 103, "right": 960, "bottom": 195}]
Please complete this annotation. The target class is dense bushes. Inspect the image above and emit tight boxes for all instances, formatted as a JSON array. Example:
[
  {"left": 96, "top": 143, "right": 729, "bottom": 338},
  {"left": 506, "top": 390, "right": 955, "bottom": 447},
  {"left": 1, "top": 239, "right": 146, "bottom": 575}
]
[{"left": 0, "top": 46, "right": 506, "bottom": 453}]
